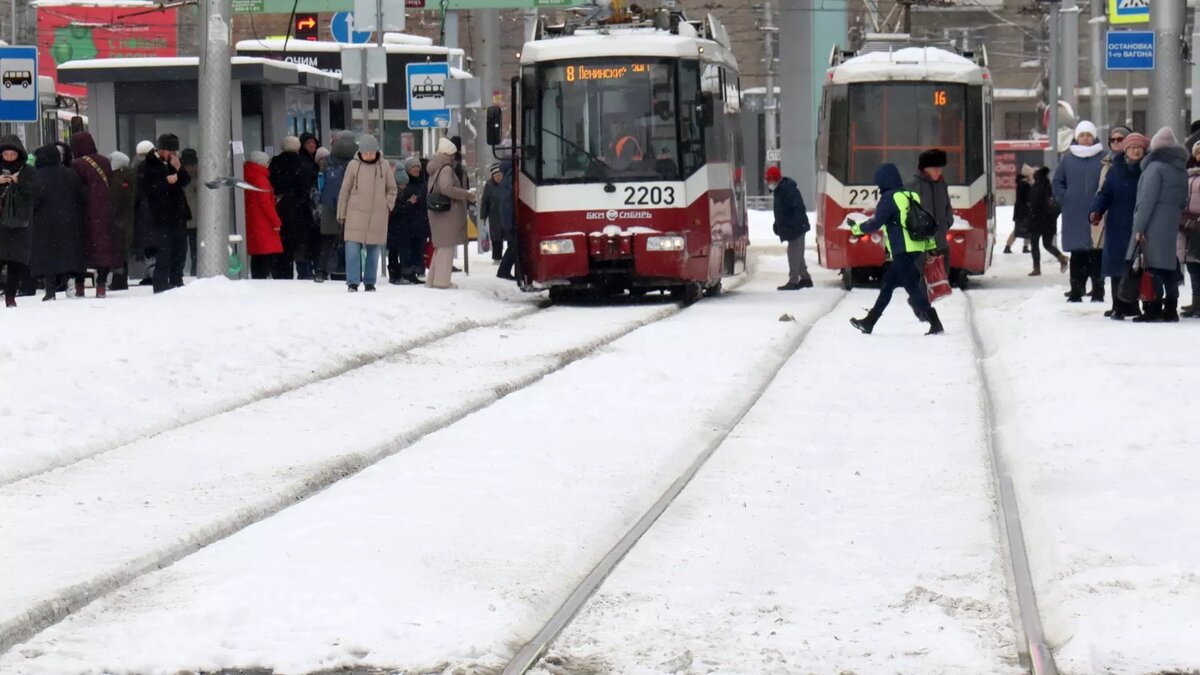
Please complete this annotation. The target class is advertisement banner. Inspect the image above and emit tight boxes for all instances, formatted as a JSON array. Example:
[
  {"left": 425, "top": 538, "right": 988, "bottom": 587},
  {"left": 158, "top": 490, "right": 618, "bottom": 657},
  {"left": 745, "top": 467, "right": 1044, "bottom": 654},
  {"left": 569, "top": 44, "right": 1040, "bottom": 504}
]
[{"left": 38, "top": 6, "right": 179, "bottom": 97}]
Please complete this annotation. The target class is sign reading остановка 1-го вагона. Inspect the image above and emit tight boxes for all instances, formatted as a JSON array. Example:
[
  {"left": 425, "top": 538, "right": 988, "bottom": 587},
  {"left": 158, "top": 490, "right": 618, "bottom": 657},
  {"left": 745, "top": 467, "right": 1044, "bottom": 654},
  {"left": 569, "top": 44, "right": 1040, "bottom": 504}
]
[{"left": 1106, "top": 31, "right": 1154, "bottom": 71}]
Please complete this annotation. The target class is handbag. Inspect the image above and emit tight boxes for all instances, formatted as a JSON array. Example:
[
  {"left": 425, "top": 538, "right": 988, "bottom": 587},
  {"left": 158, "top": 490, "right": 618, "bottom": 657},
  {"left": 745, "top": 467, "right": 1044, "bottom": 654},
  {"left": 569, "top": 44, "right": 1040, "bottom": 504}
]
[
  {"left": 426, "top": 166, "right": 452, "bottom": 213},
  {"left": 924, "top": 253, "right": 952, "bottom": 304},
  {"left": 1118, "top": 242, "right": 1147, "bottom": 304},
  {"left": 0, "top": 184, "right": 28, "bottom": 230}
]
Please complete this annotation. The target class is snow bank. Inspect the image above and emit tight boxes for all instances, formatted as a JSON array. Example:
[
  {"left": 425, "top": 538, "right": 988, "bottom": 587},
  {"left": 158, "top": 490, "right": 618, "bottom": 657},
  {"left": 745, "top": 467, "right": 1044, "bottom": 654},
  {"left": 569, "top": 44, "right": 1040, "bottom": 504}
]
[
  {"left": 542, "top": 294, "right": 1020, "bottom": 674},
  {"left": 0, "top": 278, "right": 534, "bottom": 485},
  {"left": 0, "top": 268, "right": 842, "bottom": 675}
]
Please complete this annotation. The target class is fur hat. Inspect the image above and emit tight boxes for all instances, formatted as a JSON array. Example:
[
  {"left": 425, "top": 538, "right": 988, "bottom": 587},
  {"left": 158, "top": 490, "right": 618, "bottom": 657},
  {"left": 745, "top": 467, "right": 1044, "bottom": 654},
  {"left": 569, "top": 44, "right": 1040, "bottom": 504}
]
[
  {"left": 155, "top": 133, "right": 180, "bottom": 152},
  {"left": 357, "top": 134, "right": 380, "bottom": 154},
  {"left": 918, "top": 148, "right": 948, "bottom": 170},
  {"left": 764, "top": 165, "right": 781, "bottom": 183},
  {"left": 437, "top": 137, "right": 457, "bottom": 156},
  {"left": 1150, "top": 127, "right": 1179, "bottom": 151},
  {"left": 109, "top": 151, "right": 130, "bottom": 170},
  {"left": 136, "top": 140, "right": 155, "bottom": 156},
  {"left": 1123, "top": 132, "right": 1150, "bottom": 152},
  {"left": 1019, "top": 163, "right": 1037, "bottom": 179},
  {"left": 282, "top": 136, "right": 302, "bottom": 153},
  {"left": 1074, "top": 120, "right": 1098, "bottom": 142},
  {"left": 249, "top": 151, "right": 270, "bottom": 167}
]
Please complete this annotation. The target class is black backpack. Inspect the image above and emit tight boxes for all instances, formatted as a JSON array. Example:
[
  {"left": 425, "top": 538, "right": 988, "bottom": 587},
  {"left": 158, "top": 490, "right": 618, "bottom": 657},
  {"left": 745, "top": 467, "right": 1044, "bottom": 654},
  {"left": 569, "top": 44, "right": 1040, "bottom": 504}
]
[{"left": 901, "top": 191, "right": 939, "bottom": 241}]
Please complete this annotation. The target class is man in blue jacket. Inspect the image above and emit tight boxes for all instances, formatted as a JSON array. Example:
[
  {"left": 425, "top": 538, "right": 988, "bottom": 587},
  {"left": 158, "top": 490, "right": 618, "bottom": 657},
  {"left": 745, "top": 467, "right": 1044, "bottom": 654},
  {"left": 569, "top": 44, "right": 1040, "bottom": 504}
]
[
  {"left": 848, "top": 163, "right": 944, "bottom": 335},
  {"left": 767, "top": 165, "right": 813, "bottom": 290}
]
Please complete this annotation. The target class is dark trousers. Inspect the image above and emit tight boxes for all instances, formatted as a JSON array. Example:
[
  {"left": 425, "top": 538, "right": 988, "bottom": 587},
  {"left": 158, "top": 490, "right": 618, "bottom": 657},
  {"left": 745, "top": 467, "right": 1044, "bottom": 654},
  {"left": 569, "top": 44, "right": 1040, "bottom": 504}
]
[
  {"left": 490, "top": 224, "right": 504, "bottom": 261},
  {"left": 498, "top": 231, "right": 519, "bottom": 279},
  {"left": 187, "top": 230, "right": 198, "bottom": 277},
  {"left": 1069, "top": 249, "right": 1103, "bottom": 298},
  {"left": 1030, "top": 233, "right": 1064, "bottom": 268},
  {"left": 1187, "top": 262, "right": 1200, "bottom": 299},
  {"left": 1149, "top": 267, "right": 1181, "bottom": 302},
  {"left": 394, "top": 232, "right": 427, "bottom": 276},
  {"left": 316, "top": 234, "right": 341, "bottom": 277},
  {"left": 870, "top": 252, "right": 931, "bottom": 319},
  {"left": 153, "top": 226, "right": 188, "bottom": 293},
  {"left": 1109, "top": 277, "right": 1141, "bottom": 316},
  {"left": 1, "top": 261, "right": 25, "bottom": 300},
  {"left": 250, "top": 254, "right": 277, "bottom": 280}
]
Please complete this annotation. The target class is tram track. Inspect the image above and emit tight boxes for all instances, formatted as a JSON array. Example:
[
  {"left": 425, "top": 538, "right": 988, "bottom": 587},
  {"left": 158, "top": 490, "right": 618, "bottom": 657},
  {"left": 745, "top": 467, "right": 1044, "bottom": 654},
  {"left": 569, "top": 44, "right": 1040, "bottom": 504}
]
[{"left": 0, "top": 278, "right": 738, "bottom": 656}]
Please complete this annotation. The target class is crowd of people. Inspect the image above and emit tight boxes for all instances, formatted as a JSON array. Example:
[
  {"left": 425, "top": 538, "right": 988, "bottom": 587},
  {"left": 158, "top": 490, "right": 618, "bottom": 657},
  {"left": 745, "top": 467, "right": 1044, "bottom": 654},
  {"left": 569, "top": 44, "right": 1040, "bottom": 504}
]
[
  {"left": 1009, "top": 120, "right": 1199, "bottom": 323},
  {"left": 0, "top": 129, "right": 512, "bottom": 306}
]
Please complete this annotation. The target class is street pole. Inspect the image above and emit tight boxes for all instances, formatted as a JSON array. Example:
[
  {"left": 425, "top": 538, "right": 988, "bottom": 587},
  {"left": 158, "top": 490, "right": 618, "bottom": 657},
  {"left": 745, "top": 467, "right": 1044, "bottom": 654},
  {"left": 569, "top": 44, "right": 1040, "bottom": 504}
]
[
  {"left": 1061, "top": 0, "right": 1079, "bottom": 119},
  {"left": 10, "top": 0, "right": 16, "bottom": 43},
  {"left": 780, "top": 0, "right": 814, "bottom": 197},
  {"left": 1191, "top": 0, "right": 1200, "bottom": 128},
  {"left": 523, "top": 7, "right": 538, "bottom": 42},
  {"left": 360, "top": 48, "right": 370, "bottom": 135},
  {"left": 444, "top": 11, "right": 460, "bottom": 136},
  {"left": 1088, "top": 0, "right": 1107, "bottom": 134},
  {"left": 376, "top": 0, "right": 385, "bottom": 151},
  {"left": 473, "top": 8, "right": 500, "bottom": 187},
  {"left": 1047, "top": 0, "right": 1061, "bottom": 170},
  {"left": 197, "top": 0, "right": 233, "bottom": 278},
  {"left": 1147, "top": 0, "right": 1186, "bottom": 138},
  {"left": 762, "top": 0, "right": 778, "bottom": 170}
]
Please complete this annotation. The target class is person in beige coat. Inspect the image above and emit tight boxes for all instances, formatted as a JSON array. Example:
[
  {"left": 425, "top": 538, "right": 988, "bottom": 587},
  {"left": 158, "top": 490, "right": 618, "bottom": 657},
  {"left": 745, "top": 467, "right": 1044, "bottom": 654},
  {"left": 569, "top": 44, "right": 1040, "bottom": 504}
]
[
  {"left": 336, "top": 134, "right": 397, "bottom": 292},
  {"left": 425, "top": 137, "right": 477, "bottom": 289}
]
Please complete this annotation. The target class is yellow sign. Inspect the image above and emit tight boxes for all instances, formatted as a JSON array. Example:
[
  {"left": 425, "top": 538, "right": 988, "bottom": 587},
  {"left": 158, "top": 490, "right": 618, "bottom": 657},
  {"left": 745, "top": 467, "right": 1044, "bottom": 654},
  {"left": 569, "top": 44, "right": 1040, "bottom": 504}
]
[{"left": 1108, "top": 0, "right": 1150, "bottom": 25}]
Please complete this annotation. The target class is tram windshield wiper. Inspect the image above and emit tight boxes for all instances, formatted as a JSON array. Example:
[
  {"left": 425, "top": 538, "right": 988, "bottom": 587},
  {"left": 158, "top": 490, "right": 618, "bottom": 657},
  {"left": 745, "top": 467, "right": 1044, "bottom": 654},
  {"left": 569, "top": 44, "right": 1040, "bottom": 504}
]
[{"left": 539, "top": 126, "right": 613, "bottom": 180}]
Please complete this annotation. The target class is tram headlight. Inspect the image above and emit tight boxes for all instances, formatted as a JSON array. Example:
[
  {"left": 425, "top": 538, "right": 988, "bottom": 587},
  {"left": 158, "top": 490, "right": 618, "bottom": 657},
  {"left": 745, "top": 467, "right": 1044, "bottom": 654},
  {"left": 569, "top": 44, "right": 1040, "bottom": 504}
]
[
  {"left": 539, "top": 239, "right": 576, "bottom": 255},
  {"left": 646, "top": 235, "right": 685, "bottom": 251}
]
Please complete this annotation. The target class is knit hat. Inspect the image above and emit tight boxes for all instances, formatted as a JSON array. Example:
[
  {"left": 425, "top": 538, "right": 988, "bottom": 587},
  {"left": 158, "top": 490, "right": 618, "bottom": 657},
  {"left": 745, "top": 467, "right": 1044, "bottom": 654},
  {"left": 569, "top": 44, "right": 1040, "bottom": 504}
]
[
  {"left": 1019, "top": 163, "right": 1037, "bottom": 179},
  {"left": 1150, "top": 127, "right": 1179, "bottom": 151},
  {"left": 314, "top": 146, "right": 330, "bottom": 164},
  {"left": 764, "top": 165, "right": 781, "bottom": 183},
  {"left": 136, "top": 140, "right": 155, "bottom": 156},
  {"left": 1123, "top": 132, "right": 1150, "bottom": 152},
  {"left": 489, "top": 162, "right": 502, "bottom": 177},
  {"left": 404, "top": 156, "right": 421, "bottom": 172},
  {"left": 282, "top": 136, "right": 302, "bottom": 153},
  {"left": 1110, "top": 125, "right": 1132, "bottom": 139},
  {"left": 180, "top": 148, "right": 198, "bottom": 166},
  {"left": 436, "top": 137, "right": 457, "bottom": 156},
  {"left": 249, "top": 151, "right": 270, "bottom": 167},
  {"left": 109, "top": 151, "right": 130, "bottom": 170},
  {"left": 156, "top": 133, "right": 180, "bottom": 152},
  {"left": 358, "top": 134, "right": 380, "bottom": 154},
  {"left": 1074, "top": 120, "right": 1098, "bottom": 142},
  {"left": 918, "top": 148, "right": 948, "bottom": 170},
  {"left": 394, "top": 165, "right": 410, "bottom": 186}
]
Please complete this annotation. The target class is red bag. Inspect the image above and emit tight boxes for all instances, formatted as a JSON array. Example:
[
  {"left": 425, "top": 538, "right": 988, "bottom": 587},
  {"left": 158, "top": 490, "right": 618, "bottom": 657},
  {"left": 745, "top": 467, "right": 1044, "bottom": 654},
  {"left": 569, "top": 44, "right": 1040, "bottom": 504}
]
[
  {"left": 925, "top": 254, "right": 952, "bottom": 304},
  {"left": 1139, "top": 268, "right": 1156, "bottom": 303},
  {"left": 423, "top": 241, "right": 434, "bottom": 270}
]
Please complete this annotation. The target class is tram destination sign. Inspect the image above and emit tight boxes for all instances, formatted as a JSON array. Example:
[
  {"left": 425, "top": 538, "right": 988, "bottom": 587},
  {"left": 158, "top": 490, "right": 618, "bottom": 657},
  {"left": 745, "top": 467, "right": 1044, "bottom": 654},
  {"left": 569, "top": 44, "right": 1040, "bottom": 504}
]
[
  {"left": 238, "top": 0, "right": 584, "bottom": 12},
  {"left": 1106, "top": 31, "right": 1154, "bottom": 70}
]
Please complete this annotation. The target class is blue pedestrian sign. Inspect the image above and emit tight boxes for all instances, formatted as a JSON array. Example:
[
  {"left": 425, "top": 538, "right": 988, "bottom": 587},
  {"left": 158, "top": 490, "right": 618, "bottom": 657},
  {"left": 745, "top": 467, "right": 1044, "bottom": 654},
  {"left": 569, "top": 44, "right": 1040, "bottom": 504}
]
[
  {"left": 330, "top": 11, "right": 373, "bottom": 44},
  {"left": 406, "top": 62, "right": 450, "bottom": 129},
  {"left": 0, "top": 46, "right": 38, "bottom": 123},
  {"left": 1106, "top": 31, "right": 1155, "bottom": 70}
]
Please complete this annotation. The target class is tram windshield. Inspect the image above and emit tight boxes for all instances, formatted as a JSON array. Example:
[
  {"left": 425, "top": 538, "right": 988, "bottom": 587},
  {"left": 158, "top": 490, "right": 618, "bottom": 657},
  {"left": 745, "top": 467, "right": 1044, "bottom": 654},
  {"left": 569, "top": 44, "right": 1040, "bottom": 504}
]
[
  {"left": 825, "top": 82, "right": 985, "bottom": 186},
  {"left": 530, "top": 58, "right": 685, "bottom": 182}
]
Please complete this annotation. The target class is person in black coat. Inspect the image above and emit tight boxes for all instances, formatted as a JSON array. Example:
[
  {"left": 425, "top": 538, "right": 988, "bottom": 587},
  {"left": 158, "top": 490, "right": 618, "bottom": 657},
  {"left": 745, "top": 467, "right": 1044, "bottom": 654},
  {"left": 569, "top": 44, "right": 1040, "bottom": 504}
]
[
  {"left": 766, "top": 165, "right": 812, "bottom": 290},
  {"left": 0, "top": 135, "right": 41, "bottom": 308},
  {"left": 479, "top": 163, "right": 507, "bottom": 262},
  {"left": 1028, "top": 166, "right": 1068, "bottom": 275},
  {"left": 387, "top": 157, "right": 429, "bottom": 285},
  {"left": 269, "top": 136, "right": 319, "bottom": 279},
  {"left": 495, "top": 159, "right": 520, "bottom": 282},
  {"left": 143, "top": 133, "right": 191, "bottom": 293},
  {"left": 29, "top": 144, "right": 85, "bottom": 300},
  {"left": 1007, "top": 164, "right": 1035, "bottom": 255}
]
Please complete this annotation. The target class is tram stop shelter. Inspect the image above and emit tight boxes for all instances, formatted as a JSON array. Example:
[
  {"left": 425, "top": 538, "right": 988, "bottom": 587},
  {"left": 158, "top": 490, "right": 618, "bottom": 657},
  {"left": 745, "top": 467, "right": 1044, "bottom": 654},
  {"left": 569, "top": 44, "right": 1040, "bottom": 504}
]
[{"left": 57, "top": 57, "right": 344, "bottom": 274}]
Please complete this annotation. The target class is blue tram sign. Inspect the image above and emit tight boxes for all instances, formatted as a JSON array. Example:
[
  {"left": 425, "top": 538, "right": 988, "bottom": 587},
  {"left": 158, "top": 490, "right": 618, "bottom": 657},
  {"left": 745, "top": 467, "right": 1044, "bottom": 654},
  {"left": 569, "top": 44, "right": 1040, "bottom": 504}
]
[{"left": 0, "top": 46, "right": 38, "bottom": 123}]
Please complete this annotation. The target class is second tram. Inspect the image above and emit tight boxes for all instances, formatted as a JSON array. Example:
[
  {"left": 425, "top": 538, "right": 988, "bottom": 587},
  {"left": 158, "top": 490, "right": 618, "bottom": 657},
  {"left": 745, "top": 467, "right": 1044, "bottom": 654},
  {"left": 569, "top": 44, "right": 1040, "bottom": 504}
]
[
  {"left": 816, "top": 43, "right": 995, "bottom": 288},
  {"left": 491, "top": 10, "right": 747, "bottom": 302}
]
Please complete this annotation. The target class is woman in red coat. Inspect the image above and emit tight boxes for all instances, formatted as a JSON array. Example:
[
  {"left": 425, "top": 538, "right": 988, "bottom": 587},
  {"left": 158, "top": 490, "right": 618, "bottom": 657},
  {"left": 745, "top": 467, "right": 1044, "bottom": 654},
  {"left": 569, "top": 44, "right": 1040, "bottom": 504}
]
[
  {"left": 244, "top": 151, "right": 283, "bottom": 279},
  {"left": 70, "top": 132, "right": 120, "bottom": 297}
]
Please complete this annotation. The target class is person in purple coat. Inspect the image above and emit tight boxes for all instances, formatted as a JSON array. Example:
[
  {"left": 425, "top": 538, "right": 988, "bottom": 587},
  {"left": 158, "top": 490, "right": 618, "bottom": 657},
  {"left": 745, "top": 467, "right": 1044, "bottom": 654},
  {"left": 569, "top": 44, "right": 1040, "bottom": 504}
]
[{"left": 70, "top": 132, "right": 120, "bottom": 298}]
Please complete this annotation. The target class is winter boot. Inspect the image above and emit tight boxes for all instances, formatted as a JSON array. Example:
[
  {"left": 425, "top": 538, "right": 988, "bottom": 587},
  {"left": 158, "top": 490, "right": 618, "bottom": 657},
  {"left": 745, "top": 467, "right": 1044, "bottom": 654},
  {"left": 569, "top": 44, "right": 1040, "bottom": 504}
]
[
  {"left": 404, "top": 273, "right": 421, "bottom": 285},
  {"left": 849, "top": 309, "right": 881, "bottom": 334},
  {"left": 1029, "top": 265, "right": 1041, "bottom": 277},
  {"left": 42, "top": 288, "right": 56, "bottom": 302},
  {"left": 74, "top": 280, "right": 86, "bottom": 298},
  {"left": 364, "top": 284, "right": 376, "bottom": 292},
  {"left": 1058, "top": 254, "right": 1069, "bottom": 273},
  {"left": 1133, "top": 301, "right": 1162, "bottom": 323},
  {"left": 347, "top": 283, "right": 359, "bottom": 293},
  {"left": 1003, "top": 245, "right": 1012, "bottom": 254},
  {"left": 96, "top": 283, "right": 106, "bottom": 299},
  {"left": 926, "top": 307, "right": 945, "bottom": 335},
  {"left": 4, "top": 294, "right": 15, "bottom": 308},
  {"left": 777, "top": 281, "right": 803, "bottom": 291},
  {"left": 1182, "top": 295, "right": 1200, "bottom": 318},
  {"left": 1163, "top": 297, "right": 1180, "bottom": 322},
  {"left": 1023, "top": 244, "right": 1031, "bottom": 253},
  {"left": 109, "top": 273, "right": 129, "bottom": 291},
  {"left": 797, "top": 277, "right": 814, "bottom": 288}
]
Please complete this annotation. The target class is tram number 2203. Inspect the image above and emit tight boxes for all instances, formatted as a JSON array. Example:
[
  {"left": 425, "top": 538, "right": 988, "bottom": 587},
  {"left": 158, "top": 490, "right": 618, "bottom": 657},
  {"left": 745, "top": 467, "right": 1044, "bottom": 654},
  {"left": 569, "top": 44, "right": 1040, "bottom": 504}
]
[
  {"left": 624, "top": 186, "right": 676, "bottom": 206},
  {"left": 847, "top": 188, "right": 881, "bottom": 206}
]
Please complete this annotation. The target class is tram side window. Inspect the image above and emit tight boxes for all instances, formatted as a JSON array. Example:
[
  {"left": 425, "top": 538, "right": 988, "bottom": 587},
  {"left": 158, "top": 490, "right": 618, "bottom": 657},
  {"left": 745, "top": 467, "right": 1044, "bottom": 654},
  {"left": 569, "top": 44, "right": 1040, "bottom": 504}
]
[
  {"left": 702, "top": 64, "right": 728, "bottom": 164},
  {"left": 677, "top": 60, "right": 704, "bottom": 176},
  {"left": 521, "top": 66, "right": 536, "bottom": 180}
]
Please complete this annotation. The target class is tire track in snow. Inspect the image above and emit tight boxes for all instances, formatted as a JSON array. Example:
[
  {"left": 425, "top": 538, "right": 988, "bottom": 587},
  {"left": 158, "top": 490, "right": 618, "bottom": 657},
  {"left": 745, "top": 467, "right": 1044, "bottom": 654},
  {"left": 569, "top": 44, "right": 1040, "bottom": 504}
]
[
  {"left": 964, "top": 290, "right": 1060, "bottom": 675},
  {"left": 500, "top": 289, "right": 848, "bottom": 675}
]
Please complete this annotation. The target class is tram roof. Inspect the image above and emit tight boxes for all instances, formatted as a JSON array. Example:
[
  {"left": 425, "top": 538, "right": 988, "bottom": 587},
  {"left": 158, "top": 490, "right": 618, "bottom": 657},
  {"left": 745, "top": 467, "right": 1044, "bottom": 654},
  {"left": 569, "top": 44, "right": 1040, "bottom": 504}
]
[
  {"left": 521, "top": 30, "right": 737, "bottom": 71},
  {"left": 829, "top": 46, "right": 988, "bottom": 86}
]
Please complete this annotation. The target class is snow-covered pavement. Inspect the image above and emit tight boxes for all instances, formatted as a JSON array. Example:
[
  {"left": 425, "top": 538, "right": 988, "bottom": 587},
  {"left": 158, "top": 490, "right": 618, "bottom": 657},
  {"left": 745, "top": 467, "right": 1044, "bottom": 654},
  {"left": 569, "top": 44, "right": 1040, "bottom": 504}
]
[
  {"left": 971, "top": 222, "right": 1200, "bottom": 675},
  {"left": 540, "top": 293, "right": 1021, "bottom": 674},
  {"left": 0, "top": 277, "right": 535, "bottom": 485}
]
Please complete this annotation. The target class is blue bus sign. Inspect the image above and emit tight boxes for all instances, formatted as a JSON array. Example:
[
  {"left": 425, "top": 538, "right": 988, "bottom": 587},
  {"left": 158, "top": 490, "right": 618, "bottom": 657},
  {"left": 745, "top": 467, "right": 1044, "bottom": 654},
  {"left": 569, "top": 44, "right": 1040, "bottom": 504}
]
[
  {"left": 0, "top": 46, "right": 38, "bottom": 123},
  {"left": 1106, "top": 31, "right": 1155, "bottom": 70},
  {"left": 406, "top": 62, "right": 450, "bottom": 128}
]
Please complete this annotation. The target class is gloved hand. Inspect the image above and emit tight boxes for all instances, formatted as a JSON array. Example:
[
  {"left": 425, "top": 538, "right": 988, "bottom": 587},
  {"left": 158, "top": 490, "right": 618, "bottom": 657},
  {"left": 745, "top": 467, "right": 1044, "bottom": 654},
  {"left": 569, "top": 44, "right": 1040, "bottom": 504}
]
[
  {"left": 850, "top": 221, "right": 864, "bottom": 237},
  {"left": 1088, "top": 212, "right": 1102, "bottom": 226}
]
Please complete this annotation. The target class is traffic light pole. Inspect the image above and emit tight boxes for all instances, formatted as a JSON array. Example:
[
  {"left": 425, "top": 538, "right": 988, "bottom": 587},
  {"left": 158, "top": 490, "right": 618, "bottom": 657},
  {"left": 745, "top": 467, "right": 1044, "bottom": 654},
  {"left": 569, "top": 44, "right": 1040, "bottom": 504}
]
[
  {"left": 1147, "top": 0, "right": 1187, "bottom": 138},
  {"left": 197, "top": 0, "right": 233, "bottom": 278},
  {"left": 1047, "top": 0, "right": 1061, "bottom": 171}
]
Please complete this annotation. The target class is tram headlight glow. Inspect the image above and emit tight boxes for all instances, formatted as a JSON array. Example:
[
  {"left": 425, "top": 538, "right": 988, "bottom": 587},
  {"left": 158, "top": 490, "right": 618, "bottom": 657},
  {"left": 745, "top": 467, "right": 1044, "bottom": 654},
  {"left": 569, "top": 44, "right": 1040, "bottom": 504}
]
[
  {"left": 646, "top": 235, "right": 685, "bottom": 251},
  {"left": 539, "top": 239, "right": 576, "bottom": 255}
]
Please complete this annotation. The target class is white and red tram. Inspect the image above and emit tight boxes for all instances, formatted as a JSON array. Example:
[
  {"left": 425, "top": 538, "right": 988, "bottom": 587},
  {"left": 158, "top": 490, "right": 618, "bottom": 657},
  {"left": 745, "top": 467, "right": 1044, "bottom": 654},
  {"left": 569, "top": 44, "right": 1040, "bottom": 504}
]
[
  {"left": 489, "top": 11, "right": 747, "bottom": 302},
  {"left": 816, "top": 43, "right": 995, "bottom": 288}
]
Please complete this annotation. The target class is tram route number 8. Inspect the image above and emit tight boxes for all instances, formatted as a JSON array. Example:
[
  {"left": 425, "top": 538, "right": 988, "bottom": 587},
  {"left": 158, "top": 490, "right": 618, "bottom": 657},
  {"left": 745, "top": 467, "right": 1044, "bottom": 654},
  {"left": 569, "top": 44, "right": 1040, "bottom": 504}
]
[
  {"left": 624, "top": 186, "right": 676, "bottom": 206},
  {"left": 847, "top": 188, "right": 880, "bottom": 205}
]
